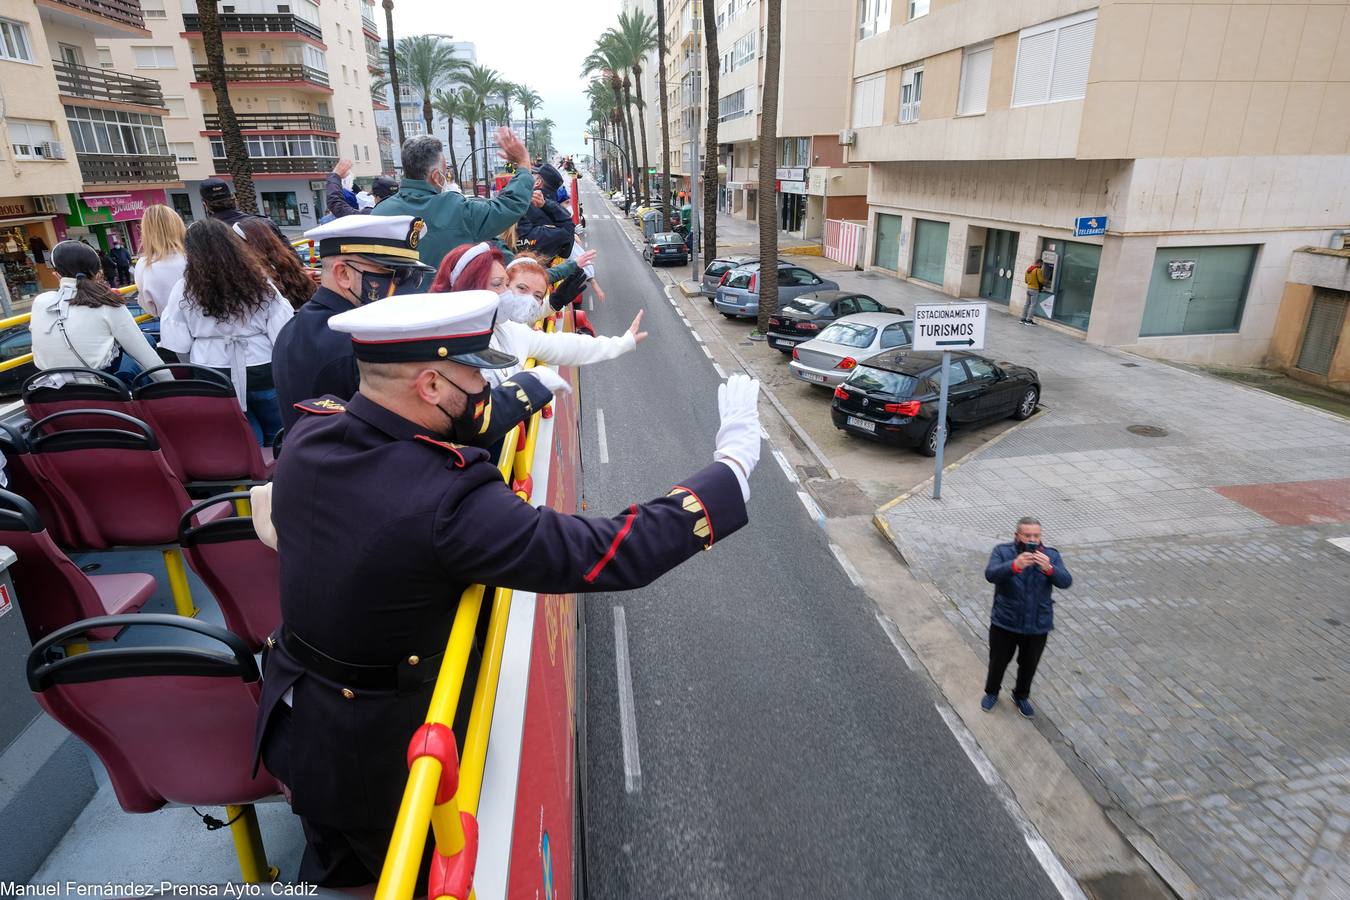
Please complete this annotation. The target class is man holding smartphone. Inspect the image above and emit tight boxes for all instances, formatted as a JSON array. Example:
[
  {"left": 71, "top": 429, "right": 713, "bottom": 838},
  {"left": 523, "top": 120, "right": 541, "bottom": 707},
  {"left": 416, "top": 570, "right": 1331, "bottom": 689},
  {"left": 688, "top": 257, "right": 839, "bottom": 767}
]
[{"left": 981, "top": 517, "right": 1073, "bottom": 717}]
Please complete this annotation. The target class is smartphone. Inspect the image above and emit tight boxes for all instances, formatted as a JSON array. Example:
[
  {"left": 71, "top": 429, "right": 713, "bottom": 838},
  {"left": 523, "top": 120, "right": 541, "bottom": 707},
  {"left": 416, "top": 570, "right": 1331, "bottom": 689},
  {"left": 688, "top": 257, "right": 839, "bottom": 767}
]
[{"left": 1024, "top": 542, "right": 1040, "bottom": 552}]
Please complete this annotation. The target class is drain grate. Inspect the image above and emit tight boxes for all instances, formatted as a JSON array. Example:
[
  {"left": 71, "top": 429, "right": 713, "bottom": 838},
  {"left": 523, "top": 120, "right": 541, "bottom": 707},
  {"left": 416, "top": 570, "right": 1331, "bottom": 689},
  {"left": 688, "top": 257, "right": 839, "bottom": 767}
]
[{"left": 1127, "top": 424, "right": 1169, "bottom": 437}]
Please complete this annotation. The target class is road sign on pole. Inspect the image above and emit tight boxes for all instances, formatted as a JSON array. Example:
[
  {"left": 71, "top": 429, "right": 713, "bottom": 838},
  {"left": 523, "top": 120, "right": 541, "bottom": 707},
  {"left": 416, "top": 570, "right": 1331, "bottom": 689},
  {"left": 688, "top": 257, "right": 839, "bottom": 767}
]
[
  {"left": 913, "top": 302, "right": 987, "bottom": 352},
  {"left": 912, "top": 303, "right": 988, "bottom": 499}
]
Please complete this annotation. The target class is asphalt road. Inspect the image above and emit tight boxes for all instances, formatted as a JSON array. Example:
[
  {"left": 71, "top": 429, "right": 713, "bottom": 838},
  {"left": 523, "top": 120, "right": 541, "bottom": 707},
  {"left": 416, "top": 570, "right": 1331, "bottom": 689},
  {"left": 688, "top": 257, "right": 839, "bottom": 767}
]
[{"left": 574, "top": 181, "right": 1063, "bottom": 900}]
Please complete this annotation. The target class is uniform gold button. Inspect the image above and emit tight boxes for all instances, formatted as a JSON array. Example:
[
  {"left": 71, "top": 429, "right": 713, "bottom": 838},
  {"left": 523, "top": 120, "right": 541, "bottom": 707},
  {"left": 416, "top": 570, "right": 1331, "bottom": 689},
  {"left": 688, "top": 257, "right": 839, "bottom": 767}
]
[
  {"left": 341, "top": 688, "right": 355, "bottom": 700},
  {"left": 438, "top": 347, "right": 449, "bottom": 358},
  {"left": 408, "top": 655, "right": 420, "bottom": 666}
]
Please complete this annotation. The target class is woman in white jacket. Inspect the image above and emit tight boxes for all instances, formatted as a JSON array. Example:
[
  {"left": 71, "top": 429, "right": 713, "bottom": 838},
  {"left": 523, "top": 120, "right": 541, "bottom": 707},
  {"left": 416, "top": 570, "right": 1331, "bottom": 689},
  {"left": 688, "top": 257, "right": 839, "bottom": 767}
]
[
  {"left": 132, "top": 204, "right": 186, "bottom": 317},
  {"left": 435, "top": 241, "right": 646, "bottom": 386}
]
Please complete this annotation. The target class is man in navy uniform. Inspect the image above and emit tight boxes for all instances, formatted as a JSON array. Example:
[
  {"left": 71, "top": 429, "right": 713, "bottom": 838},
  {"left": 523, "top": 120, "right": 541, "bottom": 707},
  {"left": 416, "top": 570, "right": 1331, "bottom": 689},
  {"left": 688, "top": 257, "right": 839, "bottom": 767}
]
[{"left": 255, "top": 290, "right": 761, "bottom": 887}]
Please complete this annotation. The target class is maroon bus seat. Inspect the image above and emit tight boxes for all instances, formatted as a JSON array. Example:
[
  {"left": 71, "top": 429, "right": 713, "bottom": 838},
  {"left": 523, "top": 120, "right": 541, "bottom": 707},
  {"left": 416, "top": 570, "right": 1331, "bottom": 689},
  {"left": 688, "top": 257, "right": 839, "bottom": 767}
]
[
  {"left": 132, "top": 365, "right": 272, "bottom": 484},
  {"left": 0, "top": 489, "right": 156, "bottom": 642},
  {"left": 179, "top": 493, "right": 279, "bottom": 651},
  {"left": 22, "top": 368, "right": 142, "bottom": 432},
  {"left": 27, "top": 614, "right": 280, "bottom": 813},
  {"left": 0, "top": 421, "right": 100, "bottom": 548}
]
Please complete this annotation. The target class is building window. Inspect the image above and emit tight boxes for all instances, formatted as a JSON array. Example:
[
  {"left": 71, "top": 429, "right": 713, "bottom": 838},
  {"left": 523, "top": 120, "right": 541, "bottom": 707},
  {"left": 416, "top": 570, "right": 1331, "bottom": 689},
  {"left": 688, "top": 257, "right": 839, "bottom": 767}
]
[
  {"left": 341, "top": 65, "right": 349, "bottom": 83},
  {"left": 133, "top": 45, "right": 176, "bottom": 68},
  {"left": 1012, "top": 9, "right": 1097, "bottom": 107},
  {"left": 303, "top": 46, "right": 326, "bottom": 70},
  {"left": 97, "top": 47, "right": 114, "bottom": 69},
  {"left": 957, "top": 42, "right": 993, "bottom": 116},
  {"left": 718, "top": 88, "right": 750, "bottom": 123},
  {"left": 164, "top": 96, "right": 187, "bottom": 117},
  {"left": 907, "top": 0, "right": 928, "bottom": 20},
  {"left": 7, "top": 119, "right": 56, "bottom": 159},
  {"left": 857, "top": 0, "right": 890, "bottom": 40},
  {"left": 66, "top": 105, "right": 170, "bottom": 156},
  {"left": 851, "top": 73, "right": 884, "bottom": 128},
  {"left": 169, "top": 142, "right": 197, "bottom": 162},
  {"left": 358, "top": 110, "right": 365, "bottom": 126},
  {"left": 899, "top": 66, "right": 923, "bottom": 123},
  {"left": 348, "top": 108, "right": 354, "bottom": 124},
  {"left": 721, "top": 32, "right": 756, "bottom": 75},
  {"left": 210, "top": 135, "right": 338, "bottom": 159},
  {"left": 141, "top": 0, "right": 166, "bottom": 18},
  {"left": 780, "top": 137, "right": 809, "bottom": 167},
  {"left": 1140, "top": 245, "right": 1258, "bottom": 337},
  {"left": 260, "top": 191, "right": 301, "bottom": 227},
  {"left": 170, "top": 192, "right": 194, "bottom": 223},
  {"left": 353, "top": 142, "right": 359, "bottom": 157},
  {"left": 0, "top": 18, "right": 34, "bottom": 62},
  {"left": 363, "top": 145, "right": 370, "bottom": 161}
]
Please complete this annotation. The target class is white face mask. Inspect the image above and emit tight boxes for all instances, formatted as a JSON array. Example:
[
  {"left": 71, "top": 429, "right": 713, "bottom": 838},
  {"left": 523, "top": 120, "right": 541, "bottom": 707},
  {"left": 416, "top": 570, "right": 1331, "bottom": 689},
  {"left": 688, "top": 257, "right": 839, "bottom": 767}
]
[
  {"left": 341, "top": 173, "right": 356, "bottom": 191},
  {"left": 497, "top": 290, "right": 546, "bottom": 324}
]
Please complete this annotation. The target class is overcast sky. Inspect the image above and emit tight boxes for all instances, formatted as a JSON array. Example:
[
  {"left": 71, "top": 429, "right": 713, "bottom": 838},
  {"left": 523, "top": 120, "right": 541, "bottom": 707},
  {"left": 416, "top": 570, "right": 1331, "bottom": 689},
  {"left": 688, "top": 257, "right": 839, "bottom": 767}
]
[{"left": 386, "top": 0, "right": 623, "bottom": 158}]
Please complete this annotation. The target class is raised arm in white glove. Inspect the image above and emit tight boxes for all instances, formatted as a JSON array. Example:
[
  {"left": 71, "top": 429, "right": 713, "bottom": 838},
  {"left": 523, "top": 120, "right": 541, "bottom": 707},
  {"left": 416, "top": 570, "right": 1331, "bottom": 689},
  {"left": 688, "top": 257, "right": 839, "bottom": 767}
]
[
  {"left": 713, "top": 373, "right": 761, "bottom": 502},
  {"left": 526, "top": 364, "right": 573, "bottom": 396}
]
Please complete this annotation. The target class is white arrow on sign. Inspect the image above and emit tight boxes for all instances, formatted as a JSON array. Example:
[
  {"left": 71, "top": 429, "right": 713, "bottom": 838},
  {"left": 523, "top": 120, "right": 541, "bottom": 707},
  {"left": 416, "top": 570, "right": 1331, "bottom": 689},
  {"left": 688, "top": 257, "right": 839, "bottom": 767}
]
[{"left": 912, "top": 302, "right": 988, "bottom": 352}]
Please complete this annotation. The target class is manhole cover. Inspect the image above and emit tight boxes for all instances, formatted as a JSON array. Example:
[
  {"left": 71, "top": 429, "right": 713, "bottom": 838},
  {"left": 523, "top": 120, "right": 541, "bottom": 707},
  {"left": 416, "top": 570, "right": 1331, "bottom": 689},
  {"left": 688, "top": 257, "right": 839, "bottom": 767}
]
[{"left": 1127, "top": 424, "right": 1169, "bottom": 437}]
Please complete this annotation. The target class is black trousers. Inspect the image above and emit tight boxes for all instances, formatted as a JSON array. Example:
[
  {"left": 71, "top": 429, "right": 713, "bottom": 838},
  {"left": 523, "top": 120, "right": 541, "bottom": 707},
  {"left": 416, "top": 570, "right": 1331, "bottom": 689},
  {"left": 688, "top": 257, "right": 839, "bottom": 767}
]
[{"left": 985, "top": 624, "right": 1048, "bottom": 699}]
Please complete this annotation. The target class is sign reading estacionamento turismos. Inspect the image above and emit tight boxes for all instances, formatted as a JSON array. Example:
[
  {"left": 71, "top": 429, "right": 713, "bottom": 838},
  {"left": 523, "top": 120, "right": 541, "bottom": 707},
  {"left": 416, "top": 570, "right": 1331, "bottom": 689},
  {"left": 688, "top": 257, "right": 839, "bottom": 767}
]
[{"left": 912, "top": 302, "right": 988, "bottom": 351}]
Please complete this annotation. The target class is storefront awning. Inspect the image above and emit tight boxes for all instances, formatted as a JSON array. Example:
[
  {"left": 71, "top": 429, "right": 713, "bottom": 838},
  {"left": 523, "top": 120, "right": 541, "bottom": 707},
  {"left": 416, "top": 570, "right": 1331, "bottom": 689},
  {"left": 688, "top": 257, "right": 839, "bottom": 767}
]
[{"left": 0, "top": 215, "right": 56, "bottom": 226}]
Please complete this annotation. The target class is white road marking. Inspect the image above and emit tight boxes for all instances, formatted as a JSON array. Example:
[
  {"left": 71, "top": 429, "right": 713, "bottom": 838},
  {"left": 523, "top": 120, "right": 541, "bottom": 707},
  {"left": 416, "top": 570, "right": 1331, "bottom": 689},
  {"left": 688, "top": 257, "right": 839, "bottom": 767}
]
[
  {"left": 712, "top": 363, "right": 727, "bottom": 379},
  {"left": 935, "top": 704, "right": 999, "bottom": 786},
  {"left": 612, "top": 605, "right": 643, "bottom": 794},
  {"left": 828, "top": 543, "right": 864, "bottom": 588},
  {"left": 771, "top": 448, "right": 799, "bottom": 484},
  {"left": 701, "top": 345, "right": 713, "bottom": 359},
  {"left": 873, "top": 612, "right": 918, "bottom": 671},
  {"left": 1328, "top": 536, "right": 1350, "bottom": 555},
  {"left": 796, "top": 490, "right": 824, "bottom": 525},
  {"left": 596, "top": 408, "right": 609, "bottom": 464}
]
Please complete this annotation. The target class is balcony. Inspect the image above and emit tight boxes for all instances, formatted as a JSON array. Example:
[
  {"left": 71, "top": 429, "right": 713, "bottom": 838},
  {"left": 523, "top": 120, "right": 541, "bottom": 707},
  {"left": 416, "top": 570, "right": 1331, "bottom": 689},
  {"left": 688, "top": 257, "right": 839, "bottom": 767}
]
[
  {"left": 361, "top": 10, "right": 379, "bottom": 36},
  {"left": 182, "top": 13, "right": 323, "bottom": 43},
  {"left": 35, "top": 0, "right": 147, "bottom": 35},
  {"left": 54, "top": 60, "right": 166, "bottom": 110},
  {"left": 203, "top": 112, "right": 337, "bottom": 132},
  {"left": 212, "top": 156, "right": 336, "bottom": 175},
  {"left": 77, "top": 153, "right": 179, "bottom": 185},
  {"left": 192, "top": 63, "right": 330, "bottom": 90}
]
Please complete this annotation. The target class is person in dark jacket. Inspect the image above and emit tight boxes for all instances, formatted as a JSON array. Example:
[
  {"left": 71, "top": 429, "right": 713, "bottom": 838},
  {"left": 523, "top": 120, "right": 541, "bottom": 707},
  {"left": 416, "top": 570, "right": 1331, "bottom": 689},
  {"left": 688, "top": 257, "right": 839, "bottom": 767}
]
[
  {"left": 108, "top": 238, "right": 133, "bottom": 287},
  {"left": 516, "top": 162, "right": 575, "bottom": 260},
  {"left": 200, "top": 178, "right": 291, "bottom": 245},
  {"left": 326, "top": 159, "right": 400, "bottom": 218},
  {"left": 981, "top": 517, "right": 1072, "bottom": 718}
]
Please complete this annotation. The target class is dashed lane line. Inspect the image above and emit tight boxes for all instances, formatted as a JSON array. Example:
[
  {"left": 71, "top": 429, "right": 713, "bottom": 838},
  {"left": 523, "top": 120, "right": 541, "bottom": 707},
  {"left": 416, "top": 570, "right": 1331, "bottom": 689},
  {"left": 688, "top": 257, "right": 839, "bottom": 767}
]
[
  {"left": 612, "top": 605, "right": 643, "bottom": 795},
  {"left": 596, "top": 408, "right": 609, "bottom": 464}
]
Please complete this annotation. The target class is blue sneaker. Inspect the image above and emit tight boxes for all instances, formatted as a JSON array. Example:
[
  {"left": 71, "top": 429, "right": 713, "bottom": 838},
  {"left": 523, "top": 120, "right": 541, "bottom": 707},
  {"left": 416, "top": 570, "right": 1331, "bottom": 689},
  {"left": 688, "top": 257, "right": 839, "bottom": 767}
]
[
  {"left": 980, "top": 693, "right": 997, "bottom": 712},
  {"left": 1013, "top": 697, "right": 1035, "bottom": 718}
]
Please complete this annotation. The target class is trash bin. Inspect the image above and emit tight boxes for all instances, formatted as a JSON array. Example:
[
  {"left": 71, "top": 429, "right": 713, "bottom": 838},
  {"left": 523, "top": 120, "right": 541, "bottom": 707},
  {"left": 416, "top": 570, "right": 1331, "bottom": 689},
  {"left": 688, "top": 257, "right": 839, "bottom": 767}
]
[
  {"left": 0, "top": 545, "right": 40, "bottom": 750},
  {"left": 680, "top": 204, "right": 692, "bottom": 231},
  {"left": 641, "top": 210, "right": 661, "bottom": 241}
]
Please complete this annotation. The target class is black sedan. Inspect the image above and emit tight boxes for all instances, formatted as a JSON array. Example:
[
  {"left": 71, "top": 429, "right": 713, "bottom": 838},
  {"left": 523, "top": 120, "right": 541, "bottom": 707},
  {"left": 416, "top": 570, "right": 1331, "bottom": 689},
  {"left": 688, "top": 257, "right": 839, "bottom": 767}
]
[
  {"left": 831, "top": 350, "right": 1040, "bottom": 455},
  {"left": 766, "top": 291, "right": 901, "bottom": 353},
  {"left": 643, "top": 231, "right": 689, "bottom": 266}
]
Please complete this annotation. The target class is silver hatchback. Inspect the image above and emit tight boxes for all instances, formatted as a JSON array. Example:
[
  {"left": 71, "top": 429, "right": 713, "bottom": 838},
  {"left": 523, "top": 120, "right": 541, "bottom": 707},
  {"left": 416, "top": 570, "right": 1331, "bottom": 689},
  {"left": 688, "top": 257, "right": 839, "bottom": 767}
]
[{"left": 701, "top": 255, "right": 757, "bottom": 297}]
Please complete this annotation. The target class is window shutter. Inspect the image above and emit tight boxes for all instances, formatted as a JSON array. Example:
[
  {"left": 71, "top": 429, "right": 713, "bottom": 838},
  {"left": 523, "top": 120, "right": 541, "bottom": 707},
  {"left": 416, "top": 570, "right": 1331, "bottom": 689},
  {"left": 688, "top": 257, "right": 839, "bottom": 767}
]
[
  {"left": 1049, "top": 18, "right": 1096, "bottom": 101},
  {"left": 958, "top": 44, "right": 993, "bottom": 115},
  {"left": 852, "top": 74, "right": 883, "bottom": 128},
  {"left": 1012, "top": 31, "right": 1054, "bottom": 106}
]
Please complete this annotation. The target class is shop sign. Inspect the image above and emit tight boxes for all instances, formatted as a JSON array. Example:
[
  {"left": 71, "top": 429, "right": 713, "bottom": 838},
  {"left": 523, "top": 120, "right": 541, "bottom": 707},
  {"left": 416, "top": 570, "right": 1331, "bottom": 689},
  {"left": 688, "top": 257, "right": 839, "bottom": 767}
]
[
  {"left": 309, "top": 180, "right": 327, "bottom": 190},
  {"left": 1073, "top": 215, "right": 1107, "bottom": 236},
  {"left": 775, "top": 166, "right": 805, "bottom": 182},
  {"left": 0, "top": 198, "right": 34, "bottom": 218},
  {"left": 779, "top": 180, "right": 806, "bottom": 195},
  {"left": 69, "top": 189, "right": 169, "bottom": 225},
  {"left": 1167, "top": 260, "right": 1195, "bottom": 280}
]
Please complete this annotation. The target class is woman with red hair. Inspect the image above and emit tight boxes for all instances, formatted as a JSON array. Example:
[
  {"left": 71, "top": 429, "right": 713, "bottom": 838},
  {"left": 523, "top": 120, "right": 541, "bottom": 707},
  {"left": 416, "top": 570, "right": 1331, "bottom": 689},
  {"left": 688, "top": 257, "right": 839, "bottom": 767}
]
[{"left": 432, "top": 241, "right": 646, "bottom": 386}]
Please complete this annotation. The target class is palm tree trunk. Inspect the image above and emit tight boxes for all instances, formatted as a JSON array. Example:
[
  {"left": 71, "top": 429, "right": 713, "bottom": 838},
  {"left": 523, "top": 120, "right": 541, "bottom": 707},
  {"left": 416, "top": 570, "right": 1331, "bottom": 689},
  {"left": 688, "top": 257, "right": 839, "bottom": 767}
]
[
  {"left": 756, "top": 0, "right": 782, "bottom": 334},
  {"left": 382, "top": 0, "right": 404, "bottom": 147},
  {"left": 657, "top": 0, "right": 672, "bottom": 210},
  {"left": 467, "top": 121, "right": 479, "bottom": 189},
  {"left": 422, "top": 97, "right": 434, "bottom": 138},
  {"left": 620, "top": 80, "right": 640, "bottom": 205},
  {"left": 632, "top": 65, "right": 651, "bottom": 204},
  {"left": 445, "top": 116, "right": 458, "bottom": 183},
  {"left": 199, "top": 0, "right": 256, "bottom": 213},
  {"left": 701, "top": 0, "right": 720, "bottom": 263}
]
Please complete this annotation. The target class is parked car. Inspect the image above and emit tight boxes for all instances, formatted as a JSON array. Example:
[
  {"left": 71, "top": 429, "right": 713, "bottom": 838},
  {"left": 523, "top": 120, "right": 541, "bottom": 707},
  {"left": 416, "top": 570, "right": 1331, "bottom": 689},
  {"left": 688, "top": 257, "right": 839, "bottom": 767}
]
[
  {"left": 713, "top": 263, "right": 840, "bottom": 319},
  {"left": 701, "top": 255, "right": 757, "bottom": 297},
  {"left": 0, "top": 325, "right": 35, "bottom": 397},
  {"left": 644, "top": 231, "right": 690, "bottom": 266},
  {"left": 830, "top": 350, "right": 1041, "bottom": 455},
  {"left": 788, "top": 313, "right": 913, "bottom": 388},
  {"left": 767, "top": 291, "right": 902, "bottom": 353}
]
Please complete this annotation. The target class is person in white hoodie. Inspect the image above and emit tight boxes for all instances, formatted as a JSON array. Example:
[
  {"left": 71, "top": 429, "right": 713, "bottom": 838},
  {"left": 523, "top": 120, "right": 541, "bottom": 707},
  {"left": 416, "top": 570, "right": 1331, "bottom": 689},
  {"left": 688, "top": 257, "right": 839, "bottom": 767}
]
[
  {"left": 30, "top": 241, "right": 167, "bottom": 385},
  {"left": 435, "top": 241, "right": 645, "bottom": 386}
]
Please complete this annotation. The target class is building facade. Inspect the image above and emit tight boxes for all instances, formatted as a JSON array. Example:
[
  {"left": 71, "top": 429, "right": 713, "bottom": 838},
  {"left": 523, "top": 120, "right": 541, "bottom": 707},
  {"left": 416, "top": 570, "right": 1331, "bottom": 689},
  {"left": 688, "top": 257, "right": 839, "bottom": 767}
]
[
  {"left": 375, "top": 40, "right": 477, "bottom": 182},
  {"left": 846, "top": 0, "right": 1350, "bottom": 366}
]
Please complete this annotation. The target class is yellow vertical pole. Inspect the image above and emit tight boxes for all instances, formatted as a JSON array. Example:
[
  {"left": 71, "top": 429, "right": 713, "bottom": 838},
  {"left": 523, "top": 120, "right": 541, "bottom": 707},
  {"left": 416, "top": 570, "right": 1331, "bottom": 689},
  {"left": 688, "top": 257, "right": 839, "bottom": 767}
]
[
  {"left": 161, "top": 548, "right": 198, "bottom": 617},
  {"left": 231, "top": 486, "right": 253, "bottom": 517},
  {"left": 226, "top": 804, "right": 277, "bottom": 883}
]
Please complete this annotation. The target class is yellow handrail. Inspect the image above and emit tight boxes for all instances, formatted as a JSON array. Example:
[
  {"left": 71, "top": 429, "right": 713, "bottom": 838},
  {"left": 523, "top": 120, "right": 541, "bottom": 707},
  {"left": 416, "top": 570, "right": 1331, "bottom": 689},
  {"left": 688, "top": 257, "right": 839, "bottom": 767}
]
[
  {"left": 0, "top": 285, "right": 150, "bottom": 374},
  {"left": 376, "top": 309, "right": 567, "bottom": 900}
]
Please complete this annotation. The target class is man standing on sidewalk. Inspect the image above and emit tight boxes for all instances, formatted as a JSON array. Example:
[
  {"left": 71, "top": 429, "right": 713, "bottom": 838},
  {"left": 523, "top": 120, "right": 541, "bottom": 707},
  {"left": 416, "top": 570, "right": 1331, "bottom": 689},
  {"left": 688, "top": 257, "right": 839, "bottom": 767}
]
[{"left": 981, "top": 517, "right": 1072, "bottom": 718}]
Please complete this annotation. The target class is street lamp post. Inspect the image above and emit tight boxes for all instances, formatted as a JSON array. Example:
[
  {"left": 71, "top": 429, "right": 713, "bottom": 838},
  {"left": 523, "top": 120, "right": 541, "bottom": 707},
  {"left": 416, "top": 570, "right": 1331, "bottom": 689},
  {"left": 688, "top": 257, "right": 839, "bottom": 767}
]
[{"left": 689, "top": 66, "right": 700, "bottom": 283}]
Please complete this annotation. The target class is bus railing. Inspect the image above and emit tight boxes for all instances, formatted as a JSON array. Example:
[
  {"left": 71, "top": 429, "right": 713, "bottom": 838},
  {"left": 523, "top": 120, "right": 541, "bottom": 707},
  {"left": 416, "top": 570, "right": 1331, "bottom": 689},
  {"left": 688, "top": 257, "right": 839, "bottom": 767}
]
[
  {"left": 376, "top": 310, "right": 565, "bottom": 900},
  {"left": 0, "top": 285, "right": 148, "bottom": 375}
]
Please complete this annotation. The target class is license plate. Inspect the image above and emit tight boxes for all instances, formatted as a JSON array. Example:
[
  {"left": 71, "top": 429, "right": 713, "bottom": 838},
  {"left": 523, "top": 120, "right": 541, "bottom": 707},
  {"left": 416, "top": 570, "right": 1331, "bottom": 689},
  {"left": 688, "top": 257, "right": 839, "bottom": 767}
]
[
  {"left": 800, "top": 371, "right": 827, "bottom": 384},
  {"left": 847, "top": 416, "right": 876, "bottom": 432}
]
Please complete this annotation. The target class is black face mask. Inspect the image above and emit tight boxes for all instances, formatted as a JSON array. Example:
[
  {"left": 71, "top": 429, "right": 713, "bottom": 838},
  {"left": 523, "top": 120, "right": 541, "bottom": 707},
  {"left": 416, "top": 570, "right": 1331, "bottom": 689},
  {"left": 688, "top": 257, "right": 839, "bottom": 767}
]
[
  {"left": 436, "top": 376, "right": 494, "bottom": 445},
  {"left": 347, "top": 264, "right": 421, "bottom": 305}
]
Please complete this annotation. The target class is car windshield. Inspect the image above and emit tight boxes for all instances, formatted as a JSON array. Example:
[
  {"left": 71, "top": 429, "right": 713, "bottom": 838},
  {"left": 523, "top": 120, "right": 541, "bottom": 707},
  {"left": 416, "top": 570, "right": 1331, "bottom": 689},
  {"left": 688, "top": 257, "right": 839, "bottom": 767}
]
[
  {"left": 818, "top": 322, "right": 877, "bottom": 348},
  {"left": 787, "top": 299, "right": 831, "bottom": 315},
  {"left": 725, "top": 272, "right": 753, "bottom": 289},
  {"left": 656, "top": 233, "right": 682, "bottom": 242},
  {"left": 847, "top": 368, "right": 920, "bottom": 397},
  {"left": 706, "top": 261, "right": 734, "bottom": 276}
]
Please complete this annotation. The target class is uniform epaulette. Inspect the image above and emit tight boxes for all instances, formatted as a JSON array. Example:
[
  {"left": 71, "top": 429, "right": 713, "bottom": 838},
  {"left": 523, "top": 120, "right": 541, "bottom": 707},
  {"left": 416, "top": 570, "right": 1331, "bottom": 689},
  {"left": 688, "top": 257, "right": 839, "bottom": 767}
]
[
  {"left": 413, "top": 435, "right": 467, "bottom": 468},
  {"left": 294, "top": 397, "right": 347, "bottom": 416}
]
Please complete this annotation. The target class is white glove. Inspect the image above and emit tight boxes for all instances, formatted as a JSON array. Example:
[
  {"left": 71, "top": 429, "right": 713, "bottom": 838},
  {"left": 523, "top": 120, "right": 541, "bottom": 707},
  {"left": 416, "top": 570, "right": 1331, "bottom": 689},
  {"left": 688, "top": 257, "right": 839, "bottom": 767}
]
[
  {"left": 250, "top": 483, "right": 278, "bottom": 550},
  {"left": 528, "top": 365, "right": 573, "bottom": 396},
  {"left": 713, "top": 373, "right": 761, "bottom": 502}
]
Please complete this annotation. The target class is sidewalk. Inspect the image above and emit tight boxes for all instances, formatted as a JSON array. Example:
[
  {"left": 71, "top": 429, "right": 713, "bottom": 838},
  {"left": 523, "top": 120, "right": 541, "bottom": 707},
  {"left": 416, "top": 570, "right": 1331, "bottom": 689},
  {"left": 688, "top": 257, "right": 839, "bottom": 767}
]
[
  {"left": 874, "top": 310, "right": 1350, "bottom": 898},
  {"left": 711, "top": 211, "right": 816, "bottom": 254}
]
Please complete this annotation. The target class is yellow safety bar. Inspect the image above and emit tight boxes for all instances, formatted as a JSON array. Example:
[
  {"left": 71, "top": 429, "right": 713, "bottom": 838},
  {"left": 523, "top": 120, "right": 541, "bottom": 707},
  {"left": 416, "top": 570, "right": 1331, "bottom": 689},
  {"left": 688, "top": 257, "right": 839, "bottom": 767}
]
[
  {"left": 0, "top": 285, "right": 150, "bottom": 374},
  {"left": 292, "top": 238, "right": 319, "bottom": 266},
  {"left": 377, "top": 309, "right": 568, "bottom": 900}
]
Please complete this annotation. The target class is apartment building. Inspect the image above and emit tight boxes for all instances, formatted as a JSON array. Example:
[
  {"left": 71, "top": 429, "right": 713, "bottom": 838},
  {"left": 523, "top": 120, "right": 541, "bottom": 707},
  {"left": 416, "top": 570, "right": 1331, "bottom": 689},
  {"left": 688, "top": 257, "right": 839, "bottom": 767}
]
[
  {"left": 0, "top": 0, "right": 180, "bottom": 305},
  {"left": 98, "top": 0, "right": 384, "bottom": 235},
  {"left": 375, "top": 40, "right": 477, "bottom": 181},
  {"left": 847, "top": 0, "right": 1350, "bottom": 366}
]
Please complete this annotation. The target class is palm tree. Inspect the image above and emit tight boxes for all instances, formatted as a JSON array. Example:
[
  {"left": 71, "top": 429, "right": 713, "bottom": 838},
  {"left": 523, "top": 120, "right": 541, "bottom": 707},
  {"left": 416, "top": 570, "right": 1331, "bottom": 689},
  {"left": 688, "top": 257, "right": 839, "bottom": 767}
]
[
  {"left": 430, "top": 88, "right": 465, "bottom": 181},
  {"left": 395, "top": 35, "right": 464, "bottom": 138},
  {"left": 497, "top": 83, "right": 516, "bottom": 130},
  {"left": 609, "top": 10, "right": 658, "bottom": 203},
  {"left": 587, "top": 80, "right": 618, "bottom": 187},
  {"left": 583, "top": 39, "right": 638, "bottom": 203},
  {"left": 756, "top": 0, "right": 783, "bottom": 335},
  {"left": 701, "top": 0, "right": 719, "bottom": 262},
  {"left": 461, "top": 63, "right": 504, "bottom": 182},
  {"left": 655, "top": 0, "right": 671, "bottom": 209},
  {"left": 460, "top": 83, "right": 487, "bottom": 188},
  {"left": 197, "top": 0, "right": 256, "bottom": 212},
  {"left": 382, "top": 0, "right": 404, "bottom": 146},
  {"left": 530, "top": 117, "right": 556, "bottom": 161},
  {"left": 516, "top": 85, "right": 541, "bottom": 146},
  {"left": 486, "top": 103, "right": 510, "bottom": 133}
]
